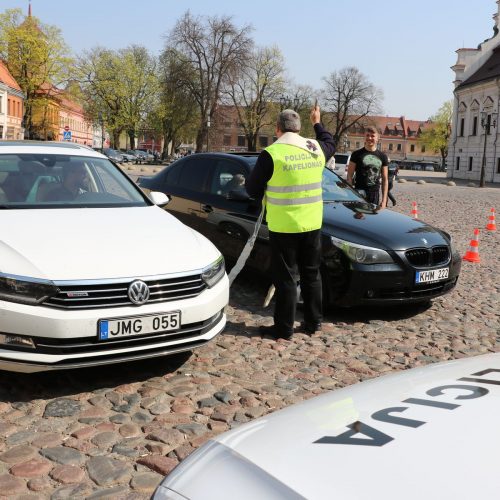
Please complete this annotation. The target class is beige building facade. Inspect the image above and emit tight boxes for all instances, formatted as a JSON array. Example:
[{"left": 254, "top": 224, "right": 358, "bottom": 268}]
[{"left": 448, "top": 0, "right": 500, "bottom": 184}]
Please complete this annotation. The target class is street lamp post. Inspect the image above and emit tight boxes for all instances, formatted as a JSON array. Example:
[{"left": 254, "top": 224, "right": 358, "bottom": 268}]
[
  {"left": 206, "top": 118, "right": 211, "bottom": 152},
  {"left": 480, "top": 110, "right": 498, "bottom": 187},
  {"left": 279, "top": 95, "right": 299, "bottom": 111}
]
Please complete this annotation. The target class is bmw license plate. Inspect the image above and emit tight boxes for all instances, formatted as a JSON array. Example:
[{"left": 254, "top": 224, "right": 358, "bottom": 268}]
[
  {"left": 98, "top": 311, "right": 181, "bottom": 341},
  {"left": 415, "top": 267, "right": 449, "bottom": 284}
]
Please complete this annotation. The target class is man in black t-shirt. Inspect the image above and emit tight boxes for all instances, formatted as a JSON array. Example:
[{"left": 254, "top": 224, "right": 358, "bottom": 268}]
[{"left": 347, "top": 126, "right": 389, "bottom": 208}]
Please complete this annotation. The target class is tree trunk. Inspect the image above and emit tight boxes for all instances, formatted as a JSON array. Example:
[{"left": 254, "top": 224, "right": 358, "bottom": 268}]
[
  {"left": 128, "top": 130, "right": 135, "bottom": 150},
  {"left": 247, "top": 134, "right": 256, "bottom": 152},
  {"left": 196, "top": 127, "right": 205, "bottom": 153},
  {"left": 112, "top": 130, "right": 121, "bottom": 149}
]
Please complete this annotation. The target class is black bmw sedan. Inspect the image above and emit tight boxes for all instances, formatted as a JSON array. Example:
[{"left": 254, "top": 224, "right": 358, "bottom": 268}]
[{"left": 139, "top": 153, "right": 461, "bottom": 308}]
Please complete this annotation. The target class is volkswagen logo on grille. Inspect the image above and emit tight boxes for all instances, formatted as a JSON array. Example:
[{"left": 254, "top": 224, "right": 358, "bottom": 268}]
[{"left": 128, "top": 280, "right": 150, "bottom": 305}]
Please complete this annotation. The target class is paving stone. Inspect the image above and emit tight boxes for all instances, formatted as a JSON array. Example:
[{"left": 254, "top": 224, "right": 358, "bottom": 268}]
[
  {"left": 109, "top": 414, "right": 129, "bottom": 424},
  {"left": 0, "top": 472, "right": 26, "bottom": 495},
  {"left": 31, "top": 432, "right": 62, "bottom": 448},
  {"left": 50, "top": 482, "right": 94, "bottom": 499},
  {"left": 136, "top": 455, "right": 178, "bottom": 475},
  {"left": 10, "top": 458, "right": 53, "bottom": 478},
  {"left": 87, "top": 456, "right": 132, "bottom": 486},
  {"left": 91, "top": 432, "right": 120, "bottom": 448},
  {"left": 130, "top": 471, "right": 162, "bottom": 493},
  {"left": 174, "top": 423, "right": 207, "bottom": 437},
  {"left": 118, "top": 424, "right": 141, "bottom": 438},
  {"left": 145, "top": 429, "right": 185, "bottom": 448},
  {"left": 27, "top": 476, "right": 51, "bottom": 492},
  {"left": 50, "top": 464, "right": 85, "bottom": 484},
  {"left": 40, "top": 447, "right": 86, "bottom": 466},
  {"left": 43, "top": 399, "right": 81, "bottom": 418},
  {"left": 0, "top": 423, "right": 17, "bottom": 437},
  {"left": 130, "top": 412, "right": 152, "bottom": 424},
  {"left": 0, "top": 445, "right": 37, "bottom": 464},
  {"left": 86, "top": 485, "right": 129, "bottom": 498}
]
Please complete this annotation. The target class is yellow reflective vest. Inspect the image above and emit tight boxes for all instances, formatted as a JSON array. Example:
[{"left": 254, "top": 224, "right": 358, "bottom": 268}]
[{"left": 264, "top": 133, "right": 325, "bottom": 233}]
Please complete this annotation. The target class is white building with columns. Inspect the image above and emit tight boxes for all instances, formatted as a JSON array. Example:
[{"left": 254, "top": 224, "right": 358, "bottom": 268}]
[{"left": 449, "top": 0, "right": 500, "bottom": 184}]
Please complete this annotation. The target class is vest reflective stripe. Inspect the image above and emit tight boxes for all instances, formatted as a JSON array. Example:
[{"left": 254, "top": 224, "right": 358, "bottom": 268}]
[
  {"left": 265, "top": 141, "right": 325, "bottom": 233},
  {"left": 266, "top": 194, "right": 323, "bottom": 205},
  {"left": 266, "top": 181, "right": 322, "bottom": 193}
]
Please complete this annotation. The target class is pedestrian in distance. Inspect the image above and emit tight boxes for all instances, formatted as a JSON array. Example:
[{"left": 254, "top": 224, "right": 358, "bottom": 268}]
[
  {"left": 245, "top": 105, "right": 335, "bottom": 340},
  {"left": 387, "top": 161, "right": 399, "bottom": 206},
  {"left": 347, "top": 126, "right": 389, "bottom": 209}
]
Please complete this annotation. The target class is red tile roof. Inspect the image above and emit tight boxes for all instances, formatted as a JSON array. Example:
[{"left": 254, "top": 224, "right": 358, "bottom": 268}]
[{"left": 0, "top": 61, "right": 21, "bottom": 91}]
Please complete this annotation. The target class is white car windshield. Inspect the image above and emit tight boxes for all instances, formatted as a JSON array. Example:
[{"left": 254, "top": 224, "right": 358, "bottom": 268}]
[
  {"left": 0, "top": 154, "right": 148, "bottom": 208},
  {"left": 322, "top": 167, "right": 365, "bottom": 202}
]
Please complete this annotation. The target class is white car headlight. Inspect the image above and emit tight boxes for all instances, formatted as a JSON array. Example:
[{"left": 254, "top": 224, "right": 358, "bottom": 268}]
[
  {"left": 0, "top": 274, "right": 59, "bottom": 305},
  {"left": 201, "top": 256, "right": 225, "bottom": 288},
  {"left": 331, "top": 236, "right": 393, "bottom": 264}
]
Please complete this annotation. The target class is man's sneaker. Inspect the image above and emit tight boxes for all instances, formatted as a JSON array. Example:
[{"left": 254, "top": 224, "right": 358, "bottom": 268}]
[
  {"left": 300, "top": 321, "right": 322, "bottom": 335},
  {"left": 259, "top": 324, "right": 293, "bottom": 340}
]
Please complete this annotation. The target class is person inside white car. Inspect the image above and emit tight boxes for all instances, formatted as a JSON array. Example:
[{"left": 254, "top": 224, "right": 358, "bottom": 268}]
[{"left": 43, "top": 161, "right": 88, "bottom": 201}]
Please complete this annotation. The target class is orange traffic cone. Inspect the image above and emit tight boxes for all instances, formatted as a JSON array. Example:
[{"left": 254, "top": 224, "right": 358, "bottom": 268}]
[
  {"left": 411, "top": 201, "right": 418, "bottom": 219},
  {"left": 486, "top": 208, "right": 497, "bottom": 231},
  {"left": 463, "top": 228, "right": 481, "bottom": 263}
]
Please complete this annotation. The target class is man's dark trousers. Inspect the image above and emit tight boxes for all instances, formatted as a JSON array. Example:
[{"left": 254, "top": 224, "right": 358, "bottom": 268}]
[{"left": 269, "top": 229, "right": 322, "bottom": 335}]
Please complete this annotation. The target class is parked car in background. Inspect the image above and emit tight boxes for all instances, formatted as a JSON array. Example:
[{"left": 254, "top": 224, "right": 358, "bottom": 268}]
[
  {"left": 102, "top": 148, "right": 124, "bottom": 163},
  {"left": 135, "top": 149, "right": 154, "bottom": 163},
  {"left": 154, "top": 352, "right": 500, "bottom": 500},
  {"left": 119, "top": 150, "right": 137, "bottom": 163},
  {"left": 0, "top": 141, "right": 228, "bottom": 372},
  {"left": 139, "top": 152, "right": 461, "bottom": 309}
]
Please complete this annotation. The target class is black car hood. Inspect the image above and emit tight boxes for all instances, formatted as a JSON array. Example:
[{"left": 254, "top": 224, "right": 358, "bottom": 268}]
[{"left": 322, "top": 201, "right": 448, "bottom": 250}]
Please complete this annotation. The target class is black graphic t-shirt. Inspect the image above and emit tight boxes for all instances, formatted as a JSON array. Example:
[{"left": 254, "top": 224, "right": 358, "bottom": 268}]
[{"left": 350, "top": 148, "right": 389, "bottom": 190}]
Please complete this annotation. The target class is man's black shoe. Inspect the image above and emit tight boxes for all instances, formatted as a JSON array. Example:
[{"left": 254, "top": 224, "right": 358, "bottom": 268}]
[
  {"left": 300, "top": 321, "right": 322, "bottom": 335},
  {"left": 259, "top": 325, "right": 293, "bottom": 340}
]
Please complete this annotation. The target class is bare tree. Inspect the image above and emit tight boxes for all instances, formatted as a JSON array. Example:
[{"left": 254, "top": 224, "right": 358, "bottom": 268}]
[
  {"left": 167, "top": 11, "right": 253, "bottom": 152},
  {"left": 226, "top": 46, "right": 285, "bottom": 151},
  {"left": 321, "top": 66, "right": 383, "bottom": 142}
]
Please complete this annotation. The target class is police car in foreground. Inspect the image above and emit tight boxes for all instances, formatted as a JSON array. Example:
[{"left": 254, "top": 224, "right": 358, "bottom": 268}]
[
  {"left": 0, "top": 142, "right": 228, "bottom": 372},
  {"left": 154, "top": 353, "right": 500, "bottom": 499}
]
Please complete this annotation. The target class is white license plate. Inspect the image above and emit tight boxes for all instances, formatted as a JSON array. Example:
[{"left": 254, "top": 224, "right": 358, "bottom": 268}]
[
  {"left": 415, "top": 267, "right": 449, "bottom": 284},
  {"left": 98, "top": 311, "right": 181, "bottom": 341}
]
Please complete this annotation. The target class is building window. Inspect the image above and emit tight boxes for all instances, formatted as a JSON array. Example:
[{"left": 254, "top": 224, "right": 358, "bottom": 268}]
[
  {"left": 223, "top": 135, "right": 231, "bottom": 146},
  {"left": 346, "top": 141, "right": 350, "bottom": 149},
  {"left": 468, "top": 157, "right": 473, "bottom": 171},
  {"left": 7, "top": 98, "right": 10, "bottom": 115},
  {"left": 472, "top": 116, "right": 478, "bottom": 136},
  {"left": 459, "top": 118, "right": 465, "bottom": 136},
  {"left": 421, "top": 145, "right": 426, "bottom": 153},
  {"left": 456, "top": 157, "right": 460, "bottom": 170},
  {"left": 237, "top": 135, "right": 246, "bottom": 147},
  {"left": 259, "top": 136, "right": 268, "bottom": 147},
  {"left": 355, "top": 141, "right": 360, "bottom": 148},
  {"left": 410, "top": 144, "right": 415, "bottom": 152},
  {"left": 388, "top": 143, "right": 393, "bottom": 151},
  {"left": 497, "top": 158, "right": 500, "bottom": 174},
  {"left": 397, "top": 143, "right": 402, "bottom": 151}
]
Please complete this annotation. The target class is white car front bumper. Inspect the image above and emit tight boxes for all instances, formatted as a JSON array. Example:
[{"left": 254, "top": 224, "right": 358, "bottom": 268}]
[{"left": 0, "top": 275, "right": 228, "bottom": 372}]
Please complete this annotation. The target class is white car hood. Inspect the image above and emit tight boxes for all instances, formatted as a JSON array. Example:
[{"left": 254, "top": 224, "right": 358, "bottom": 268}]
[
  {"left": 161, "top": 353, "right": 500, "bottom": 500},
  {"left": 1, "top": 207, "right": 220, "bottom": 280}
]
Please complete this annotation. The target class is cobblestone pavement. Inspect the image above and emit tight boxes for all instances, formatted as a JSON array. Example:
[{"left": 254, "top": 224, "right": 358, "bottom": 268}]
[{"left": 0, "top": 180, "right": 498, "bottom": 499}]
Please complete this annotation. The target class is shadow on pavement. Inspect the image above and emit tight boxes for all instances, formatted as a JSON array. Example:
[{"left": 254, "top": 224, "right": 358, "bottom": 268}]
[{"left": 0, "top": 351, "right": 192, "bottom": 403}]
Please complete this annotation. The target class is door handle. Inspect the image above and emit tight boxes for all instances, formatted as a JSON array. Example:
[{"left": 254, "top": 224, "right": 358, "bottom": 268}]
[{"left": 201, "top": 204, "right": 213, "bottom": 213}]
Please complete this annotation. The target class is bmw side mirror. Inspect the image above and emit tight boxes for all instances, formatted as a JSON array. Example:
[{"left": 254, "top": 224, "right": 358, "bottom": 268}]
[{"left": 149, "top": 191, "right": 170, "bottom": 207}]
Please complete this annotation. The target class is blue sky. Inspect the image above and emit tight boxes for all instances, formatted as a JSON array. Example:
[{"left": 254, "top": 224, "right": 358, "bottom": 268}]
[{"left": 0, "top": 0, "right": 495, "bottom": 120}]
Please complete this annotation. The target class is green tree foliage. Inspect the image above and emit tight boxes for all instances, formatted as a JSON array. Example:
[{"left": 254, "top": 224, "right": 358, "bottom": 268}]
[
  {"left": 321, "top": 66, "right": 383, "bottom": 143},
  {"left": 166, "top": 11, "right": 253, "bottom": 152},
  {"left": 76, "top": 45, "right": 158, "bottom": 148},
  {"left": 226, "top": 46, "right": 285, "bottom": 151},
  {"left": 418, "top": 101, "right": 452, "bottom": 170},
  {"left": 0, "top": 8, "right": 72, "bottom": 138}
]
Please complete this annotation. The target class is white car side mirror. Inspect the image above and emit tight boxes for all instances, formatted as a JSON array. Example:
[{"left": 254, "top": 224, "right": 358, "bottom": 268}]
[{"left": 149, "top": 191, "right": 170, "bottom": 206}]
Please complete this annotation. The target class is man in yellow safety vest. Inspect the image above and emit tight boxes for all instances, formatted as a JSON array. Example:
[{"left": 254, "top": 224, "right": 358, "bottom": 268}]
[{"left": 245, "top": 105, "right": 335, "bottom": 340}]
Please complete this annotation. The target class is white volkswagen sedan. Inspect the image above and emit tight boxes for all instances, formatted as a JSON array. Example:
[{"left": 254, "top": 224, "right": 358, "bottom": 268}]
[
  {"left": 0, "top": 141, "right": 228, "bottom": 372},
  {"left": 154, "top": 353, "right": 500, "bottom": 499}
]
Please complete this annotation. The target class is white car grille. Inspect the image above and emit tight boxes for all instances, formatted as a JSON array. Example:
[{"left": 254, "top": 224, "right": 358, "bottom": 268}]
[{"left": 43, "top": 274, "right": 207, "bottom": 310}]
